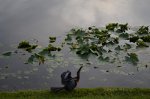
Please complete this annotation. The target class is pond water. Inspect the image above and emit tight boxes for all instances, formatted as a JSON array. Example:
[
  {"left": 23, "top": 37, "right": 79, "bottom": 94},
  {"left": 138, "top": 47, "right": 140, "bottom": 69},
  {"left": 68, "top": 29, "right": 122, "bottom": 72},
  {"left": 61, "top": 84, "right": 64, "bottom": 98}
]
[{"left": 0, "top": 0, "right": 150, "bottom": 91}]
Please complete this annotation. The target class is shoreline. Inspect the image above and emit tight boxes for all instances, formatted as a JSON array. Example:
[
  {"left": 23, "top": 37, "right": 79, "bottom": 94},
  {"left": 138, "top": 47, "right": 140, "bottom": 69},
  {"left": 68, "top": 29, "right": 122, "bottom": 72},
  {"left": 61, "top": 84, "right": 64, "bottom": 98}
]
[{"left": 0, "top": 87, "right": 150, "bottom": 99}]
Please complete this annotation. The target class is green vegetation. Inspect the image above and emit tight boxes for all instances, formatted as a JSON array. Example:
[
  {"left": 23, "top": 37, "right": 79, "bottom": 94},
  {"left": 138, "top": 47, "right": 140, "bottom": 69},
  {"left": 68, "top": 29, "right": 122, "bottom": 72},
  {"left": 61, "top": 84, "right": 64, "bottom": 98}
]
[
  {"left": 2, "top": 52, "right": 12, "bottom": 56},
  {"left": 0, "top": 88, "right": 150, "bottom": 99},
  {"left": 18, "top": 41, "right": 38, "bottom": 52},
  {"left": 1, "top": 23, "right": 150, "bottom": 71},
  {"left": 136, "top": 39, "right": 149, "bottom": 48},
  {"left": 125, "top": 53, "right": 139, "bottom": 65},
  {"left": 136, "top": 26, "right": 149, "bottom": 35},
  {"left": 49, "top": 36, "right": 56, "bottom": 43},
  {"left": 1, "top": 23, "right": 150, "bottom": 98},
  {"left": 63, "top": 23, "right": 149, "bottom": 65}
]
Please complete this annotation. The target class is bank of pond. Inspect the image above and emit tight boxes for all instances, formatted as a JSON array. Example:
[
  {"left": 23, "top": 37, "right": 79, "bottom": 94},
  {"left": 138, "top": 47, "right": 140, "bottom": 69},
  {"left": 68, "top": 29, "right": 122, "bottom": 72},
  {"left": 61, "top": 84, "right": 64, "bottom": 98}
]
[{"left": 0, "top": 87, "right": 150, "bottom": 99}]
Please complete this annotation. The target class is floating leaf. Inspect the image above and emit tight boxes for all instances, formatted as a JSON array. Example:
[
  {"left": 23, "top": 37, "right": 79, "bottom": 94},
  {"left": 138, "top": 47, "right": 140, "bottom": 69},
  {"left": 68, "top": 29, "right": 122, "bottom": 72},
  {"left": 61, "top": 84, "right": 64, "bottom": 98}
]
[
  {"left": 18, "top": 41, "right": 38, "bottom": 52},
  {"left": 140, "top": 35, "right": 150, "bottom": 42},
  {"left": 98, "top": 56, "right": 110, "bottom": 62},
  {"left": 123, "top": 43, "right": 132, "bottom": 50},
  {"left": 65, "top": 34, "right": 72, "bottom": 41},
  {"left": 136, "top": 26, "right": 149, "bottom": 35},
  {"left": 31, "top": 45, "right": 38, "bottom": 49},
  {"left": 106, "top": 23, "right": 118, "bottom": 31},
  {"left": 49, "top": 36, "right": 56, "bottom": 43},
  {"left": 119, "top": 33, "right": 129, "bottom": 39},
  {"left": 115, "top": 45, "right": 123, "bottom": 51},
  {"left": 125, "top": 53, "right": 139, "bottom": 65},
  {"left": 28, "top": 55, "right": 35, "bottom": 64},
  {"left": 117, "top": 66, "right": 122, "bottom": 68},
  {"left": 136, "top": 39, "right": 149, "bottom": 48},
  {"left": 117, "top": 23, "right": 128, "bottom": 33},
  {"left": 76, "top": 45, "right": 90, "bottom": 56},
  {"left": 129, "top": 36, "right": 139, "bottom": 43},
  {"left": 18, "top": 41, "right": 31, "bottom": 48},
  {"left": 2, "top": 52, "right": 12, "bottom": 56},
  {"left": 34, "top": 53, "right": 45, "bottom": 65},
  {"left": 3, "top": 23, "right": 150, "bottom": 71}
]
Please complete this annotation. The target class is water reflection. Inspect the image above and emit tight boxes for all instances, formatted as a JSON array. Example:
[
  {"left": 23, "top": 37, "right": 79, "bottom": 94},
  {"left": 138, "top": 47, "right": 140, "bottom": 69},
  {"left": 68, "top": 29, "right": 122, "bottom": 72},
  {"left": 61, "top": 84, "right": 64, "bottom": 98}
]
[
  {"left": 0, "top": 0, "right": 150, "bottom": 90},
  {"left": 1, "top": 0, "right": 150, "bottom": 42}
]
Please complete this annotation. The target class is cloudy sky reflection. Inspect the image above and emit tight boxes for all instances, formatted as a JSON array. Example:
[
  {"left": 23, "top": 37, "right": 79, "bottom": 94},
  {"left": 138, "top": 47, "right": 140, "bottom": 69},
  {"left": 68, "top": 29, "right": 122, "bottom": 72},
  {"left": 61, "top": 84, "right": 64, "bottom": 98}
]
[{"left": 0, "top": 0, "right": 150, "bottom": 40}]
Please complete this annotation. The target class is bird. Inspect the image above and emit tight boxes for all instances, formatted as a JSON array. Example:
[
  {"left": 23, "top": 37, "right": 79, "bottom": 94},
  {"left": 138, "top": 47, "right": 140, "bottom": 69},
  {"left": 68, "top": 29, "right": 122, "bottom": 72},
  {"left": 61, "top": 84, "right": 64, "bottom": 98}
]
[{"left": 51, "top": 66, "right": 83, "bottom": 92}]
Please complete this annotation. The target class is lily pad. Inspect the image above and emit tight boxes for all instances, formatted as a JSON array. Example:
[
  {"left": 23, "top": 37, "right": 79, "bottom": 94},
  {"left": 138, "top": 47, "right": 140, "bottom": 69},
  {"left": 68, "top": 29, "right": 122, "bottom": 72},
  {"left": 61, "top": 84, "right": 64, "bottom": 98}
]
[
  {"left": 106, "top": 23, "right": 118, "bottom": 31},
  {"left": 18, "top": 41, "right": 31, "bottom": 48},
  {"left": 129, "top": 36, "right": 139, "bottom": 43},
  {"left": 27, "top": 55, "right": 35, "bottom": 64},
  {"left": 18, "top": 41, "right": 38, "bottom": 52},
  {"left": 119, "top": 33, "right": 129, "bottom": 39},
  {"left": 49, "top": 36, "right": 56, "bottom": 43},
  {"left": 116, "top": 23, "right": 128, "bottom": 33},
  {"left": 98, "top": 56, "right": 110, "bottom": 62},
  {"left": 136, "top": 39, "right": 149, "bottom": 48},
  {"left": 123, "top": 43, "right": 132, "bottom": 50},
  {"left": 2, "top": 52, "right": 12, "bottom": 56},
  {"left": 125, "top": 53, "right": 139, "bottom": 65},
  {"left": 140, "top": 35, "right": 150, "bottom": 42},
  {"left": 136, "top": 26, "right": 149, "bottom": 35},
  {"left": 115, "top": 45, "right": 123, "bottom": 51}
]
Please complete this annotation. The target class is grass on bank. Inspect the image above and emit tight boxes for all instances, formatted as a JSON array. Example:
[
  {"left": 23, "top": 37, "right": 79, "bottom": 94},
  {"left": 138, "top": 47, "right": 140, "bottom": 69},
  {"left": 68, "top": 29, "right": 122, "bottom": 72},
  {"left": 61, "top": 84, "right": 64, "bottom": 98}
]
[{"left": 0, "top": 87, "right": 150, "bottom": 99}]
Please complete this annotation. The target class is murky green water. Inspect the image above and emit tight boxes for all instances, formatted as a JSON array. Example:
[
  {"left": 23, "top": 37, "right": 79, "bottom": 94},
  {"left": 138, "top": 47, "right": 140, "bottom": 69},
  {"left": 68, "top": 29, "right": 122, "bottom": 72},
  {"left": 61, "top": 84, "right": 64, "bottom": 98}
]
[{"left": 0, "top": 0, "right": 150, "bottom": 91}]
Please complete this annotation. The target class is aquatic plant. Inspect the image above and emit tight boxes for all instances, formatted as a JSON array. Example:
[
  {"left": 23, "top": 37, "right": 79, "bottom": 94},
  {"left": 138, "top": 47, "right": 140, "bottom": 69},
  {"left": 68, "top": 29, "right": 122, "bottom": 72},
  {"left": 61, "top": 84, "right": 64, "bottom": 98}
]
[
  {"left": 63, "top": 23, "right": 149, "bottom": 65},
  {"left": 2, "top": 23, "right": 150, "bottom": 67},
  {"left": 141, "top": 35, "right": 150, "bottom": 42},
  {"left": 49, "top": 36, "right": 56, "bottom": 43},
  {"left": 2, "top": 52, "right": 12, "bottom": 56},
  {"left": 136, "top": 26, "right": 149, "bottom": 35},
  {"left": 18, "top": 41, "right": 38, "bottom": 52},
  {"left": 136, "top": 39, "right": 149, "bottom": 48},
  {"left": 125, "top": 53, "right": 139, "bottom": 65}
]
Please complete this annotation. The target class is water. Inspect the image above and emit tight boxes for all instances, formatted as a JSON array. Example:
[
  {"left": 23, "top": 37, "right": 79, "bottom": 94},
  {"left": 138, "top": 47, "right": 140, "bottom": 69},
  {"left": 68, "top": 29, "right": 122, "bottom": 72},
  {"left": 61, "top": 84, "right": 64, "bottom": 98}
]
[{"left": 0, "top": 0, "right": 150, "bottom": 91}]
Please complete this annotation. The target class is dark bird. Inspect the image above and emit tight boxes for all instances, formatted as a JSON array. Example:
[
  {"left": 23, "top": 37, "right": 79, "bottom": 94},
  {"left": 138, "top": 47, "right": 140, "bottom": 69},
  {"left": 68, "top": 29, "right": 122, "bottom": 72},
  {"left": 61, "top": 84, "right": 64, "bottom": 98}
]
[{"left": 51, "top": 66, "right": 83, "bottom": 92}]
